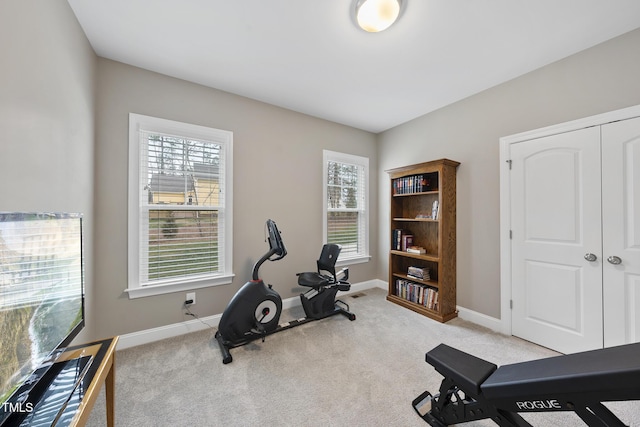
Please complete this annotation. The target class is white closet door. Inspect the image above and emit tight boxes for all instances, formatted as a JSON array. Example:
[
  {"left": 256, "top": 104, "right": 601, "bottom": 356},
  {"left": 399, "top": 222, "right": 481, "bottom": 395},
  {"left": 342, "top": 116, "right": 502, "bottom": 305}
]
[
  {"left": 602, "top": 116, "right": 640, "bottom": 347},
  {"left": 510, "top": 127, "right": 603, "bottom": 353}
]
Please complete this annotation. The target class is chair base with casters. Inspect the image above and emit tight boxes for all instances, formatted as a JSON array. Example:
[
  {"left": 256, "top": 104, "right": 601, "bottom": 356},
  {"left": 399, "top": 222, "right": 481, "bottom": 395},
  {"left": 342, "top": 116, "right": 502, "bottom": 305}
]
[{"left": 214, "top": 220, "right": 356, "bottom": 364}]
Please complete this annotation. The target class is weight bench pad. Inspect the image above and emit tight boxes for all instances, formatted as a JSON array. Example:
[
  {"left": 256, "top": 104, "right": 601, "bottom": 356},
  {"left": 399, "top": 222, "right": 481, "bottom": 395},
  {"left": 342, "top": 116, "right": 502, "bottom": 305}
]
[
  {"left": 426, "top": 344, "right": 497, "bottom": 396},
  {"left": 482, "top": 342, "right": 640, "bottom": 401}
]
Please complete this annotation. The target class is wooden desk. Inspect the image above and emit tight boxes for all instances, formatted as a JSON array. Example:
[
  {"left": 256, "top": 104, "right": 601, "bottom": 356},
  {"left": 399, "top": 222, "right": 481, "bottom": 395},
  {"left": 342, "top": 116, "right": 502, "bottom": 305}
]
[
  {"left": 9, "top": 336, "right": 120, "bottom": 427},
  {"left": 61, "top": 336, "right": 119, "bottom": 427}
]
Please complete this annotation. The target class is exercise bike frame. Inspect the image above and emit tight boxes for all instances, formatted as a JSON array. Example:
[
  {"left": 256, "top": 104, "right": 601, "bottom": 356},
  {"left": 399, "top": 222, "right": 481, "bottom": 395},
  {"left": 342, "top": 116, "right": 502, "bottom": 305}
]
[
  {"left": 215, "top": 289, "right": 354, "bottom": 364},
  {"left": 214, "top": 219, "right": 356, "bottom": 364}
]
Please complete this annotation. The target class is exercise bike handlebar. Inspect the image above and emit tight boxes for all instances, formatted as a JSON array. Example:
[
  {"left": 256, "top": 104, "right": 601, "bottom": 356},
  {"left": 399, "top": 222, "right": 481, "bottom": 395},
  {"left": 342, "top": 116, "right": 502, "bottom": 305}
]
[
  {"left": 266, "top": 219, "right": 287, "bottom": 260},
  {"left": 252, "top": 219, "right": 287, "bottom": 280}
]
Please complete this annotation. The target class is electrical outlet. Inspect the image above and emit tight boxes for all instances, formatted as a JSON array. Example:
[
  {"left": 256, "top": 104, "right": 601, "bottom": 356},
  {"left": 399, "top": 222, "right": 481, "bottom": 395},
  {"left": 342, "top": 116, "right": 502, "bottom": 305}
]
[{"left": 185, "top": 292, "right": 196, "bottom": 306}]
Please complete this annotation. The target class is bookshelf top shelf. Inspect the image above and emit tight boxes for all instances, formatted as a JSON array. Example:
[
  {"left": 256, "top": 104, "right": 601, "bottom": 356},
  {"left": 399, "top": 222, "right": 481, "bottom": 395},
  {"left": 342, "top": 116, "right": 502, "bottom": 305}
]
[{"left": 385, "top": 158, "right": 460, "bottom": 177}]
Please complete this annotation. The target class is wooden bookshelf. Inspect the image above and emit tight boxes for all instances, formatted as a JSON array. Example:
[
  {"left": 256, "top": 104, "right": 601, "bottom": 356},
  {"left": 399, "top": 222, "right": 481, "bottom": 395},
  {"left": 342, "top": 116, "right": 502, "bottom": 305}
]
[{"left": 387, "top": 159, "right": 459, "bottom": 322}]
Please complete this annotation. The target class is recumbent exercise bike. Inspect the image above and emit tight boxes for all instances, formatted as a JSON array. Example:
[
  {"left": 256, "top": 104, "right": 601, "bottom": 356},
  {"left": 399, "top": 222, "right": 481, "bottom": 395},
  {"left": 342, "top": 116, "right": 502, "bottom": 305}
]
[
  {"left": 413, "top": 342, "right": 640, "bottom": 426},
  {"left": 214, "top": 219, "right": 356, "bottom": 364}
]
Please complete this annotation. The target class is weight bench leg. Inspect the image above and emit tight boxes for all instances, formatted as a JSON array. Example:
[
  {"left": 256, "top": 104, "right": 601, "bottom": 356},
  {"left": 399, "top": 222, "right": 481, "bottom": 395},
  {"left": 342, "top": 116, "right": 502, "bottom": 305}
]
[
  {"left": 490, "top": 410, "right": 533, "bottom": 427},
  {"left": 573, "top": 401, "right": 627, "bottom": 427},
  {"left": 413, "top": 376, "right": 532, "bottom": 427}
]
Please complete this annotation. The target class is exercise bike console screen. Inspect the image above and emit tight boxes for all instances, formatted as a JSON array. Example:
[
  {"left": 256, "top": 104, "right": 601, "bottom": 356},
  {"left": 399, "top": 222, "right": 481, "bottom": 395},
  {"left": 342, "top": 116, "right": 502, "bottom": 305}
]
[{"left": 266, "top": 219, "right": 286, "bottom": 260}]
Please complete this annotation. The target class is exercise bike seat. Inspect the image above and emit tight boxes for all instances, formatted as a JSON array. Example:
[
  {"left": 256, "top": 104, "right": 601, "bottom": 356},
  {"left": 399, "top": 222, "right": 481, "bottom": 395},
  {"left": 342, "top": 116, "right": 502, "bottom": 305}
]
[
  {"left": 426, "top": 343, "right": 497, "bottom": 396},
  {"left": 297, "top": 272, "right": 333, "bottom": 288},
  {"left": 297, "top": 244, "right": 343, "bottom": 289},
  {"left": 481, "top": 342, "right": 640, "bottom": 401}
]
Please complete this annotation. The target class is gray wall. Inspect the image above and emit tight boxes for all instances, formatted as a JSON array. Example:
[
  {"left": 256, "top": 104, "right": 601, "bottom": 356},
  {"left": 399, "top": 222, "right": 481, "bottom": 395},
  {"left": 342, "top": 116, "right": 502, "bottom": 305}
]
[
  {"left": 3, "top": 0, "right": 640, "bottom": 339},
  {"left": 378, "top": 28, "right": 640, "bottom": 319},
  {"left": 94, "top": 59, "right": 378, "bottom": 338},
  {"left": 0, "top": 0, "right": 97, "bottom": 341}
]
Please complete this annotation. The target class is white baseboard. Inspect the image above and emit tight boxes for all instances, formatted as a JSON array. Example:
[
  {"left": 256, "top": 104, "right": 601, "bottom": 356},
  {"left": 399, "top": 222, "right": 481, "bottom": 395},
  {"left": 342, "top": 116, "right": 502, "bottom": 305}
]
[
  {"left": 117, "top": 280, "right": 502, "bottom": 350},
  {"left": 117, "top": 313, "right": 222, "bottom": 350},
  {"left": 372, "top": 280, "right": 503, "bottom": 333},
  {"left": 456, "top": 305, "right": 502, "bottom": 332},
  {"left": 117, "top": 279, "right": 387, "bottom": 350}
]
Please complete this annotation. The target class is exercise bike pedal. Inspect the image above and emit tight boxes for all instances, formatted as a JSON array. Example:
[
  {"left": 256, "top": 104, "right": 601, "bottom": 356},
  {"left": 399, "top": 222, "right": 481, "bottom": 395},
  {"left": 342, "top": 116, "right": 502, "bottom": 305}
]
[{"left": 249, "top": 329, "right": 268, "bottom": 342}]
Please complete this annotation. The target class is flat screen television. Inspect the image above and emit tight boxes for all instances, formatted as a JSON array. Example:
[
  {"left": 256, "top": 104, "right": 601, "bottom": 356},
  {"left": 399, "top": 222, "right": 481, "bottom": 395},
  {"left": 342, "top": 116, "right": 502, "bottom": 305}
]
[{"left": 0, "top": 213, "right": 85, "bottom": 425}]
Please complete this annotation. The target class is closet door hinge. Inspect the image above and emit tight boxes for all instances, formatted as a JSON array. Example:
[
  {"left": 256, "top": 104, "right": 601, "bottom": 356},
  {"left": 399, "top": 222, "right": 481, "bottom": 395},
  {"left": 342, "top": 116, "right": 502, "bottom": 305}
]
[
  {"left": 506, "top": 159, "right": 512, "bottom": 170},
  {"left": 510, "top": 300, "right": 513, "bottom": 309},
  {"left": 509, "top": 230, "right": 512, "bottom": 239}
]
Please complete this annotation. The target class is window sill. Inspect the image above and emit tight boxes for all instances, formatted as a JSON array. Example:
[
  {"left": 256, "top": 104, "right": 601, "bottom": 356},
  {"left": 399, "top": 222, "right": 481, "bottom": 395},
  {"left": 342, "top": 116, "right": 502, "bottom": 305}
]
[
  {"left": 125, "top": 273, "right": 235, "bottom": 299},
  {"left": 336, "top": 255, "right": 371, "bottom": 267}
]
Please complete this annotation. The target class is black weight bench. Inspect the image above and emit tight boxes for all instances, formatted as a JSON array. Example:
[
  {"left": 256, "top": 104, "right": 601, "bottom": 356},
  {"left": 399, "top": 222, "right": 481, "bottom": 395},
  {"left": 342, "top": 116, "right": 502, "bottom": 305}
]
[{"left": 413, "top": 342, "right": 640, "bottom": 426}]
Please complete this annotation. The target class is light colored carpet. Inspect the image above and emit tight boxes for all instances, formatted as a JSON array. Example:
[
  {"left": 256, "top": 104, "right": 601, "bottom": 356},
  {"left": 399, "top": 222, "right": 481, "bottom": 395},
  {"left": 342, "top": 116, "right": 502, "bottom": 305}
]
[{"left": 86, "top": 288, "right": 640, "bottom": 426}]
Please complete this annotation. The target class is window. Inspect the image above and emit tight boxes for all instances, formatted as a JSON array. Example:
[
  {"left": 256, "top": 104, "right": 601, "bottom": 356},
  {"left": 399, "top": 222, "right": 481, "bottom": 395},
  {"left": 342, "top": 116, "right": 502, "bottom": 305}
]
[
  {"left": 127, "top": 114, "right": 233, "bottom": 298},
  {"left": 323, "top": 150, "right": 370, "bottom": 264}
]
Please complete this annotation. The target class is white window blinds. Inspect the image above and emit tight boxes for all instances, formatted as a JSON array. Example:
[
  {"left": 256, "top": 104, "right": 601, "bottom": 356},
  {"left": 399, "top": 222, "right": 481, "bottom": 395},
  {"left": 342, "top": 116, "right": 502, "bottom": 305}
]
[
  {"left": 128, "top": 114, "right": 233, "bottom": 296},
  {"left": 324, "top": 151, "right": 369, "bottom": 261},
  {"left": 139, "top": 133, "right": 226, "bottom": 285}
]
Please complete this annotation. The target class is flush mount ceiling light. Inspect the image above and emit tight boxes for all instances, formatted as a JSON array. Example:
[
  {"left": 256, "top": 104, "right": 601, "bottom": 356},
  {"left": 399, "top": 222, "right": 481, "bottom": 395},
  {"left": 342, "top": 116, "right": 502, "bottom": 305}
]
[{"left": 355, "top": 0, "right": 403, "bottom": 33}]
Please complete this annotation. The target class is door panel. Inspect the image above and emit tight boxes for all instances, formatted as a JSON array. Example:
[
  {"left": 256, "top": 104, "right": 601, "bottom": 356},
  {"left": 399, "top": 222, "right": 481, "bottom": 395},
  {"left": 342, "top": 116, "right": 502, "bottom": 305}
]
[
  {"left": 523, "top": 150, "right": 580, "bottom": 243},
  {"left": 525, "top": 261, "right": 582, "bottom": 332},
  {"left": 511, "top": 127, "right": 603, "bottom": 353},
  {"left": 602, "top": 116, "right": 640, "bottom": 346}
]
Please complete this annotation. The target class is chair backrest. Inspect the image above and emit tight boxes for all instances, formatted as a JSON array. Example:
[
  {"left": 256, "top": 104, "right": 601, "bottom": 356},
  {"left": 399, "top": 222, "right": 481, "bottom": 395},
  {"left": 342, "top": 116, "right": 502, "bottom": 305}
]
[{"left": 317, "top": 244, "right": 341, "bottom": 279}]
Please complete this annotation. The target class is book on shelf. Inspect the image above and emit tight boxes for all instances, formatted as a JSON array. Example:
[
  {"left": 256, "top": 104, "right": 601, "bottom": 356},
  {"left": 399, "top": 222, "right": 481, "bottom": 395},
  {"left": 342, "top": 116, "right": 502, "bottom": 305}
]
[
  {"left": 392, "top": 229, "right": 402, "bottom": 250},
  {"left": 431, "top": 200, "right": 439, "bottom": 220},
  {"left": 395, "top": 279, "right": 438, "bottom": 310},
  {"left": 393, "top": 174, "right": 432, "bottom": 195},
  {"left": 406, "top": 246, "right": 426, "bottom": 255},
  {"left": 393, "top": 229, "right": 414, "bottom": 251},
  {"left": 407, "top": 266, "right": 430, "bottom": 281},
  {"left": 401, "top": 234, "right": 413, "bottom": 251},
  {"left": 427, "top": 288, "right": 438, "bottom": 311}
]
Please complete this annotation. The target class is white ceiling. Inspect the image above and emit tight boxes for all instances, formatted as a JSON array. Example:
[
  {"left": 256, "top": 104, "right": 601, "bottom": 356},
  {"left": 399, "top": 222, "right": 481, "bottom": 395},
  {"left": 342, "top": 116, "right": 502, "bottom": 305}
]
[{"left": 67, "top": 0, "right": 640, "bottom": 133}]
